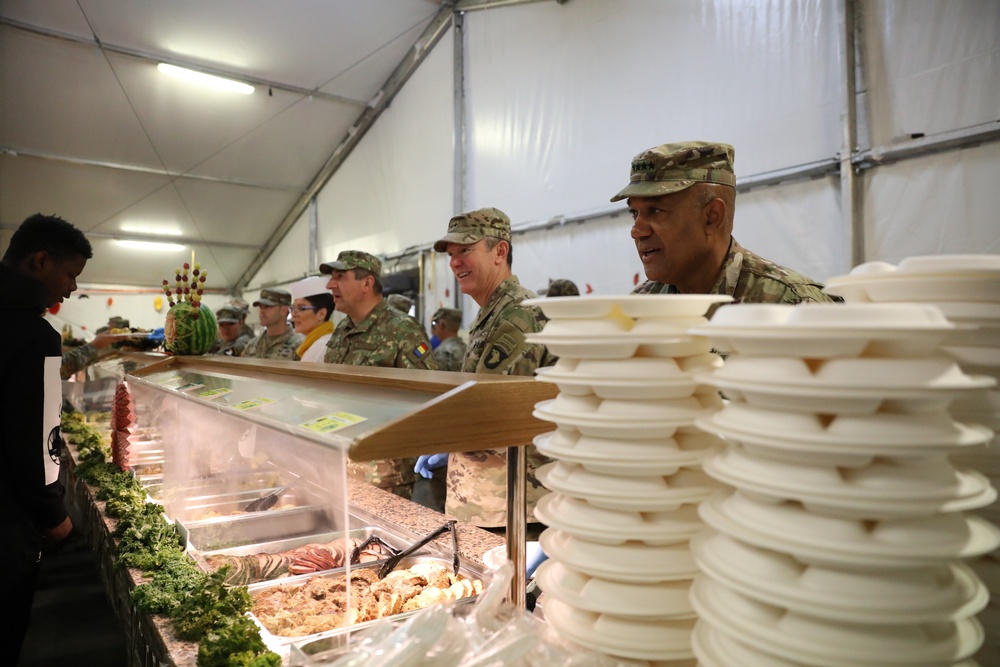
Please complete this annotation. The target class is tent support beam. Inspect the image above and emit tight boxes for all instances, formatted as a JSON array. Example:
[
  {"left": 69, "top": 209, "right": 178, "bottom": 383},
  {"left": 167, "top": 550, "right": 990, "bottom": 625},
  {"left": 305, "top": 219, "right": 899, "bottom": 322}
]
[
  {"left": 839, "top": 0, "right": 863, "bottom": 268},
  {"left": 234, "top": 6, "right": 455, "bottom": 292},
  {"left": 0, "top": 146, "right": 304, "bottom": 192}
]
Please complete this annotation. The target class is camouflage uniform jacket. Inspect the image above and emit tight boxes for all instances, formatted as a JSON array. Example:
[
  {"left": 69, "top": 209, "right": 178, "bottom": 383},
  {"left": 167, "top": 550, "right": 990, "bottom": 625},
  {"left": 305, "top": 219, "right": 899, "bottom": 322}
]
[
  {"left": 448, "top": 275, "right": 555, "bottom": 528},
  {"left": 208, "top": 334, "right": 252, "bottom": 357},
  {"left": 633, "top": 238, "right": 839, "bottom": 315},
  {"left": 60, "top": 343, "right": 100, "bottom": 380},
  {"left": 431, "top": 335, "right": 467, "bottom": 372},
  {"left": 323, "top": 300, "right": 437, "bottom": 370},
  {"left": 325, "top": 300, "right": 436, "bottom": 496},
  {"left": 239, "top": 328, "right": 304, "bottom": 360}
]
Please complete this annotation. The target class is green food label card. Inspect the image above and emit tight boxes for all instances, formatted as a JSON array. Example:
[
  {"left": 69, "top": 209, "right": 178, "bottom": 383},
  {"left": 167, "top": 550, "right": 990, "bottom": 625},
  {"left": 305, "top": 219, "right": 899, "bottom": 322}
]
[
  {"left": 196, "top": 387, "right": 232, "bottom": 399},
  {"left": 300, "top": 412, "right": 366, "bottom": 434},
  {"left": 232, "top": 398, "right": 275, "bottom": 411}
]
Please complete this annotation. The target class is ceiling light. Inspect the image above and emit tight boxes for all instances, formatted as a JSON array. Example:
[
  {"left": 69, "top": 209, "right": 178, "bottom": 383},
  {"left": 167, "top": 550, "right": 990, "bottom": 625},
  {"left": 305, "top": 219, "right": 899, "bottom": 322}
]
[
  {"left": 116, "top": 239, "right": 186, "bottom": 252},
  {"left": 120, "top": 223, "right": 183, "bottom": 237},
  {"left": 157, "top": 63, "right": 254, "bottom": 95}
]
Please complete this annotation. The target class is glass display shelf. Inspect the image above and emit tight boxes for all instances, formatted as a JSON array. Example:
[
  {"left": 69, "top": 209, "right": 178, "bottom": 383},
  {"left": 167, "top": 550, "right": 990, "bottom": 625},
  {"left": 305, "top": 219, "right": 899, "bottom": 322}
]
[{"left": 128, "top": 355, "right": 557, "bottom": 460}]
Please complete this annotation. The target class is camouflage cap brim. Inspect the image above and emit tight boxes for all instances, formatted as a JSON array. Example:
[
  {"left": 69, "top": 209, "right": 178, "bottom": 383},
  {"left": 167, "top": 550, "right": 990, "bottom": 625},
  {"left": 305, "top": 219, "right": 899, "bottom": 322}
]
[
  {"left": 252, "top": 299, "right": 281, "bottom": 307},
  {"left": 319, "top": 261, "right": 348, "bottom": 274},
  {"left": 610, "top": 179, "right": 697, "bottom": 202},
  {"left": 433, "top": 231, "right": 484, "bottom": 253}
]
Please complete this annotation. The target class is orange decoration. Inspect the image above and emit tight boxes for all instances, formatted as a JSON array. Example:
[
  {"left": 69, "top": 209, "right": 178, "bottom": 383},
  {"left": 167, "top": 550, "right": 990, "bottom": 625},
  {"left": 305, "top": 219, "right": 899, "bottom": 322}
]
[
  {"left": 107, "top": 297, "right": 114, "bottom": 307},
  {"left": 585, "top": 283, "right": 593, "bottom": 294}
]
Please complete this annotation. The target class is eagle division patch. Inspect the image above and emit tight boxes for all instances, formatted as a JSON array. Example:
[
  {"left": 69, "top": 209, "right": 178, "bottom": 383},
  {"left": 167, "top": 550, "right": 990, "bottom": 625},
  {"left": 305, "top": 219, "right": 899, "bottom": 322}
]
[{"left": 483, "top": 332, "right": 518, "bottom": 370}]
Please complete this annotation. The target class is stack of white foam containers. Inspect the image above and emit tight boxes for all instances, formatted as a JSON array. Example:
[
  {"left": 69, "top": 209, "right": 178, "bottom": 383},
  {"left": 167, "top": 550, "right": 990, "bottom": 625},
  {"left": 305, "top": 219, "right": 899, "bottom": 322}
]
[
  {"left": 688, "top": 302, "right": 999, "bottom": 667},
  {"left": 522, "top": 294, "right": 731, "bottom": 665},
  {"left": 825, "top": 256, "right": 1000, "bottom": 665}
]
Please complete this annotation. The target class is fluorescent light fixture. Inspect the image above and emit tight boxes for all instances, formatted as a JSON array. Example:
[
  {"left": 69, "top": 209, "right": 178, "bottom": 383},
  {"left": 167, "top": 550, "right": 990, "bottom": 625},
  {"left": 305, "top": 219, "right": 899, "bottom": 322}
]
[
  {"left": 116, "top": 239, "right": 186, "bottom": 252},
  {"left": 157, "top": 63, "right": 254, "bottom": 95},
  {"left": 120, "top": 223, "right": 183, "bottom": 237}
]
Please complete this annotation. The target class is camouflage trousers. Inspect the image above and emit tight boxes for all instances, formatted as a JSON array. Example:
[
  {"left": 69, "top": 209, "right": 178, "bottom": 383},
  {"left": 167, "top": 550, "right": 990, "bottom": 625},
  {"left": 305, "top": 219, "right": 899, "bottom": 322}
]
[{"left": 347, "top": 458, "right": 417, "bottom": 501}]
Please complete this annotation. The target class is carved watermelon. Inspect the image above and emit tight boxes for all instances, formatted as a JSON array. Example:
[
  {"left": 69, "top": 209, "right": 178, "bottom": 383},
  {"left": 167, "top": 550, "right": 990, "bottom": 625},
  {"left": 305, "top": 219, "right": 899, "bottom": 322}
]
[{"left": 165, "top": 301, "right": 217, "bottom": 355}]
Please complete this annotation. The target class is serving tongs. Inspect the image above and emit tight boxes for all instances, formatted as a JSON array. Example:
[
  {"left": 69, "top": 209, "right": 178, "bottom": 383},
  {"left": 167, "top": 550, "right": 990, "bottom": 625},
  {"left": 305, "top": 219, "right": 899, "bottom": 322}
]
[
  {"left": 370, "top": 520, "right": 459, "bottom": 579},
  {"left": 243, "top": 474, "right": 300, "bottom": 512}
]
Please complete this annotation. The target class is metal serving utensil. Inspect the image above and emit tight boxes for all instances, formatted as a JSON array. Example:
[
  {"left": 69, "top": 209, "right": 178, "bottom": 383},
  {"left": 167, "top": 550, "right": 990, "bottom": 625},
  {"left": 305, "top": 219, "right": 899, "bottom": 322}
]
[
  {"left": 243, "top": 474, "right": 300, "bottom": 512},
  {"left": 377, "top": 520, "right": 459, "bottom": 579}
]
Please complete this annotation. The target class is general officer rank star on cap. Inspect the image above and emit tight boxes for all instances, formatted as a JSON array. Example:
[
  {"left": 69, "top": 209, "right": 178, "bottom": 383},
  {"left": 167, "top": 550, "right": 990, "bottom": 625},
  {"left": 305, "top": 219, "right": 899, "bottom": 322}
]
[{"left": 610, "top": 141, "right": 736, "bottom": 202}]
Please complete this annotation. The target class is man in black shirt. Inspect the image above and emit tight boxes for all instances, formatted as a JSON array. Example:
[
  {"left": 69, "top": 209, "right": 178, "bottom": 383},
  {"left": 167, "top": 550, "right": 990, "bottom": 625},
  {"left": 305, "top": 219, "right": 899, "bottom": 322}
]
[{"left": 1, "top": 213, "right": 92, "bottom": 663}]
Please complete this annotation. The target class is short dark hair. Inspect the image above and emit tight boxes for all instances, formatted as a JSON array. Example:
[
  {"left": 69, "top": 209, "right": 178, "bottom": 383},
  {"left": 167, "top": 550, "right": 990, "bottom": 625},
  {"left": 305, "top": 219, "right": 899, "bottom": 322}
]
[
  {"left": 3, "top": 213, "right": 92, "bottom": 264},
  {"left": 304, "top": 292, "right": 335, "bottom": 322},
  {"left": 483, "top": 237, "right": 513, "bottom": 267},
  {"left": 352, "top": 268, "right": 383, "bottom": 294}
]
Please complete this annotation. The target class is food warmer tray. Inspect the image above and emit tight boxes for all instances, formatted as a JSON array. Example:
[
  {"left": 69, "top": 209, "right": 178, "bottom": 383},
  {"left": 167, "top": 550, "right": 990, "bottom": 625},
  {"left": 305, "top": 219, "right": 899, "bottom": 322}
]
[{"left": 248, "top": 554, "right": 490, "bottom": 649}]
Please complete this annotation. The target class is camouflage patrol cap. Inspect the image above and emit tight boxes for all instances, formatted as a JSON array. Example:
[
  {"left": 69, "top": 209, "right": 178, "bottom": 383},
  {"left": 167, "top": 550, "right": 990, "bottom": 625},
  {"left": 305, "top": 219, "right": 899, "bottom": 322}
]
[
  {"left": 546, "top": 279, "right": 580, "bottom": 297},
  {"left": 252, "top": 288, "right": 292, "bottom": 308},
  {"left": 215, "top": 306, "right": 242, "bottom": 323},
  {"left": 108, "top": 316, "right": 130, "bottom": 329},
  {"left": 319, "top": 250, "right": 382, "bottom": 277},
  {"left": 610, "top": 141, "right": 736, "bottom": 202},
  {"left": 226, "top": 297, "right": 250, "bottom": 313},
  {"left": 431, "top": 307, "right": 462, "bottom": 324},
  {"left": 433, "top": 207, "right": 511, "bottom": 252},
  {"left": 386, "top": 294, "right": 414, "bottom": 312}
]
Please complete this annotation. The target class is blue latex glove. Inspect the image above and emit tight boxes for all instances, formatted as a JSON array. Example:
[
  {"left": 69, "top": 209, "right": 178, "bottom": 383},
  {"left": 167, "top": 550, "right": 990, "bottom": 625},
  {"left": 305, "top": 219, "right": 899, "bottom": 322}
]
[
  {"left": 148, "top": 327, "right": 165, "bottom": 344},
  {"left": 526, "top": 545, "right": 548, "bottom": 578},
  {"left": 414, "top": 453, "right": 448, "bottom": 479}
]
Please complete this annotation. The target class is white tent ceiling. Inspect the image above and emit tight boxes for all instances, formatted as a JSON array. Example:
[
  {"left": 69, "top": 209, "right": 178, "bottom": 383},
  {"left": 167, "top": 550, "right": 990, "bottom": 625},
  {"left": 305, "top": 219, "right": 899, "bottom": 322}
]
[{"left": 0, "top": 0, "right": 450, "bottom": 291}]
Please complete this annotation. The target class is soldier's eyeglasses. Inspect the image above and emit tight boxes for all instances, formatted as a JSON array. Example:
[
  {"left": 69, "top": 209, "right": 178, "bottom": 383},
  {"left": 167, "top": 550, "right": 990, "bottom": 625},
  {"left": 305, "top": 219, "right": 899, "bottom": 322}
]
[{"left": 291, "top": 305, "right": 319, "bottom": 313}]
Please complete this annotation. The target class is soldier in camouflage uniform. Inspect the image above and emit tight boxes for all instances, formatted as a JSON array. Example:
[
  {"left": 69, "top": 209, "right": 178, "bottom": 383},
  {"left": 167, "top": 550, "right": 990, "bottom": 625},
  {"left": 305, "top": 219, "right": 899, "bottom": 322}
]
[
  {"left": 320, "top": 250, "right": 437, "bottom": 499},
  {"left": 60, "top": 331, "right": 114, "bottom": 379},
  {"left": 428, "top": 208, "right": 555, "bottom": 528},
  {"left": 239, "top": 288, "right": 304, "bottom": 360},
  {"left": 611, "top": 141, "right": 840, "bottom": 313},
  {"left": 545, "top": 278, "right": 580, "bottom": 297},
  {"left": 225, "top": 297, "right": 254, "bottom": 340},
  {"left": 386, "top": 293, "right": 426, "bottom": 335},
  {"left": 208, "top": 305, "right": 252, "bottom": 357},
  {"left": 429, "top": 307, "right": 466, "bottom": 372}
]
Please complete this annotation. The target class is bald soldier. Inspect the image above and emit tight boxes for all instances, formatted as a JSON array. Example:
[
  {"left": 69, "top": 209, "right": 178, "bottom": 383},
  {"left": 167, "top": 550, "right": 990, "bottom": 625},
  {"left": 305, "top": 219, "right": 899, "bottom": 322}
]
[
  {"left": 419, "top": 208, "right": 554, "bottom": 529},
  {"left": 613, "top": 141, "right": 839, "bottom": 310},
  {"left": 321, "top": 250, "right": 437, "bottom": 499},
  {"left": 429, "top": 307, "right": 466, "bottom": 372}
]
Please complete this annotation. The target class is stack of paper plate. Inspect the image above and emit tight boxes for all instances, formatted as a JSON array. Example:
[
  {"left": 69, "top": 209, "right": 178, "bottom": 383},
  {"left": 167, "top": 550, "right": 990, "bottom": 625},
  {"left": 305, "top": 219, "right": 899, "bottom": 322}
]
[
  {"left": 691, "top": 302, "right": 1000, "bottom": 666},
  {"left": 525, "top": 294, "right": 730, "bottom": 664},
  {"left": 826, "top": 255, "right": 1000, "bottom": 664}
]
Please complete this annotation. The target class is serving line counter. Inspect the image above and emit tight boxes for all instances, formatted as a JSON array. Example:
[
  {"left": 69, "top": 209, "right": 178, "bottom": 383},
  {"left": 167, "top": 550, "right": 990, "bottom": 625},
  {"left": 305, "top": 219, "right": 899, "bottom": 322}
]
[{"left": 64, "top": 355, "right": 555, "bottom": 666}]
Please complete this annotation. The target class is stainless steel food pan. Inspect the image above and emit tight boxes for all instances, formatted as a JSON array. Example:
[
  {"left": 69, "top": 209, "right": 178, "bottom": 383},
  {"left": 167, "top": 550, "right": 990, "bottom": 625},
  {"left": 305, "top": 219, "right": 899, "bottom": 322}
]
[{"left": 249, "top": 555, "right": 490, "bottom": 648}]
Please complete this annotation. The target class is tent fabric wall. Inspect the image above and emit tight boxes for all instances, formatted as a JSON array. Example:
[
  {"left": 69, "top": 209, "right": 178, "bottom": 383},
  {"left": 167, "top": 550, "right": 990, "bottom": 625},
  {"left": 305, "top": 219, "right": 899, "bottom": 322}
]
[
  {"left": 314, "top": 28, "right": 455, "bottom": 268},
  {"left": 862, "top": 0, "right": 1000, "bottom": 146},
  {"left": 464, "top": 0, "right": 842, "bottom": 222},
  {"left": 246, "top": 28, "right": 455, "bottom": 293},
  {"left": 247, "top": 0, "right": 999, "bottom": 299},
  {"left": 865, "top": 141, "right": 1000, "bottom": 264}
]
